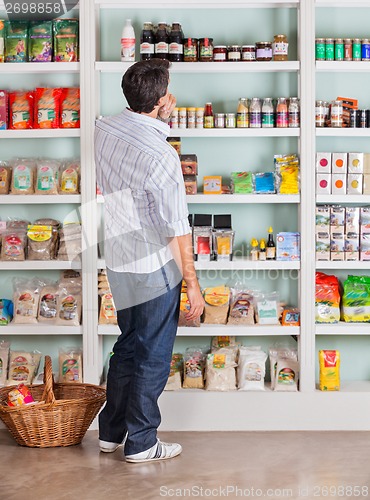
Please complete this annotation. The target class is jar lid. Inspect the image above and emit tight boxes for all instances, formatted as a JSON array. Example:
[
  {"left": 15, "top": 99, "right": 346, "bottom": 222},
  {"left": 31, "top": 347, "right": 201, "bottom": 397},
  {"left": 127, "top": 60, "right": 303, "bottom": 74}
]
[
  {"left": 187, "top": 107, "right": 196, "bottom": 111},
  {"left": 274, "top": 34, "right": 287, "bottom": 38},
  {"left": 226, "top": 113, "right": 236, "bottom": 117},
  {"left": 335, "top": 38, "right": 344, "bottom": 42},
  {"left": 196, "top": 107, "right": 204, "bottom": 111},
  {"left": 229, "top": 45, "right": 241, "bottom": 49},
  {"left": 214, "top": 113, "right": 225, "bottom": 117},
  {"left": 325, "top": 38, "right": 334, "bottom": 42},
  {"left": 315, "top": 38, "right": 325, "bottom": 42},
  {"left": 256, "top": 41, "right": 272, "bottom": 46},
  {"left": 184, "top": 37, "right": 198, "bottom": 42},
  {"left": 362, "top": 39, "right": 370, "bottom": 43},
  {"left": 344, "top": 38, "right": 352, "bottom": 43},
  {"left": 199, "top": 38, "right": 213, "bottom": 42},
  {"left": 179, "top": 107, "right": 187, "bottom": 111},
  {"left": 214, "top": 45, "right": 227, "bottom": 49},
  {"left": 242, "top": 45, "right": 255, "bottom": 49},
  {"left": 353, "top": 38, "right": 361, "bottom": 42}
]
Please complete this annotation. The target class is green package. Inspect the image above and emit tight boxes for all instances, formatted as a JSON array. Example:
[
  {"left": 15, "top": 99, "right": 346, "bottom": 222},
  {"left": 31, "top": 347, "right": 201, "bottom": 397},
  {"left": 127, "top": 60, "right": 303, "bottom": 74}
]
[
  {"left": 342, "top": 275, "right": 370, "bottom": 323},
  {"left": 231, "top": 172, "right": 254, "bottom": 194},
  {"left": 5, "top": 21, "right": 28, "bottom": 63},
  {"left": 53, "top": 18, "right": 78, "bottom": 62},
  {"left": 29, "top": 21, "right": 53, "bottom": 62},
  {"left": 0, "top": 20, "right": 5, "bottom": 63}
]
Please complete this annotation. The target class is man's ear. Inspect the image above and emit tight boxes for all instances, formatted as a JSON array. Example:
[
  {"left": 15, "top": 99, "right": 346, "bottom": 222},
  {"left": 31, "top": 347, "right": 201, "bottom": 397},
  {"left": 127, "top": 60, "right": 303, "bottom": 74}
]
[{"left": 157, "top": 95, "right": 167, "bottom": 108}]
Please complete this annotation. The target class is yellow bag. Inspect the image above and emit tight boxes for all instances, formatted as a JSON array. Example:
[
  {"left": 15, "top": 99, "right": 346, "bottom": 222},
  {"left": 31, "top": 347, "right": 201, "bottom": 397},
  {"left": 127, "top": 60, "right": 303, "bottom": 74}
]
[{"left": 319, "top": 350, "right": 340, "bottom": 391}]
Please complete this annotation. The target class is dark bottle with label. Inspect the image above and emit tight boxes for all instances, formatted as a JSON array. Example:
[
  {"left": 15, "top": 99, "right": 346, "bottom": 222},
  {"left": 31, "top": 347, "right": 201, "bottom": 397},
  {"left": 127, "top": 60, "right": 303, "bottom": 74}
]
[
  {"left": 140, "top": 22, "right": 155, "bottom": 61},
  {"left": 169, "top": 22, "right": 184, "bottom": 62},
  {"left": 266, "top": 226, "right": 276, "bottom": 260},
  {"left": 155, "top": 22, "right": 169, "bottom": 59}
]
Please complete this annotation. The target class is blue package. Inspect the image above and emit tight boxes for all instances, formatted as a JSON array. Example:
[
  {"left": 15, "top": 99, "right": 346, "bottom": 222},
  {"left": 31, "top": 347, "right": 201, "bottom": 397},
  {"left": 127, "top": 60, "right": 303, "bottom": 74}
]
[
  {"left": 254, "top": 172, "right": 275, "bottom": 194},
  {"left": 0, "top": 299, "right": 13, "bottom": 325}
]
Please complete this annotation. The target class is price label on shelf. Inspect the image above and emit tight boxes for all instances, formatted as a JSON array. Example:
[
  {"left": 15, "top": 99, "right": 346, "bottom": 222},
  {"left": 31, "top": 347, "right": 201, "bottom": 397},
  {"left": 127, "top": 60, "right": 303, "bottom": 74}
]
[{"left": 4, "top": 1, "right": 79, "bottom": 22}]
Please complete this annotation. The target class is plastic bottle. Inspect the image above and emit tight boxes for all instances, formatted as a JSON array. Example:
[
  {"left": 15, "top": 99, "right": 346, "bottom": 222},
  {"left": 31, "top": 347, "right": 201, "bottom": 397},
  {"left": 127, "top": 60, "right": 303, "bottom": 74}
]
[
  {"left": 155, "top": 22, "right": 169, "bottom": 59},
  {"left": 236, "top": 98, "right": 249, "bottom": 128},
  {"left": 266, "top": 227, "right": 276, "bottom": 260},
  {"left": 288, "top": 97, "right": 300, "bottom": 128},
  {"left": 250, "top": 239, "right": 259, "bottom": 261},
  {"left": 204, "top": 102, "right": 214, "bottom": 128},
  {"left": 276, "top": 97, "right": 288, "bottom": 128},
  {"left": 262, "top": 98, "right": 274, "bottom": 128},
  {"left": 249, "top": 98, "right": 261, "bottom": 128},
  {"left": 121, "top": 19, "right": 136, "bottom": 62},
  {"left": 140, "top": 22, "right": 155, "bottom": 61},
  {"left": 259, "top": 239, "right": 267, "bottom": 261},
  {"left": 169, "top": 22, "right": 184, "bottom": 62}
]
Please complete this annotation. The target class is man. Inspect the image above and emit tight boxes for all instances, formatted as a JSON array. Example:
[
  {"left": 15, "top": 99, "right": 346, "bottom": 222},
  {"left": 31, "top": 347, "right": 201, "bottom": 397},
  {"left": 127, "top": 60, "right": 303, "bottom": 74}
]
[{"left": 94, "top": 59, "right": 204, "bottom": 464}]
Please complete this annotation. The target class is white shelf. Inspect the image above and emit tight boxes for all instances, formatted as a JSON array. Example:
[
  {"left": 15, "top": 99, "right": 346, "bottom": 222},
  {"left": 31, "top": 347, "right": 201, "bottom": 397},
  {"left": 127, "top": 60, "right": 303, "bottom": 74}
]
[
  {"left": 316, "top": 128, "right": 370, "bottom": 137},
  {"left": 98, "top": 324, "right": 300, "bottom": 336},
  {"left": 96, "top": 61, "right": 300, "bottom": 74},
  {"left": 0, "top": 62, "right": 80, "bottom": 73},
  {"left": 96, "top": 0, "right": 300, "bottom": 8},
  {"left": 170, "top": 128, "right": 300, "bottom": 138},
  {"left": 187, "top": 194, "right": 300, "bottom": 204},
  {"left": 316, "top": 322, "right": 370, "bottom": 335},
  {"left": 0, "top": 261, "right": 81, "bottom": 271},
  {"left": 316, "top": 61, "right": 370, "bottom": 72},
  {"left": 0, "top": 130, "right": 81, "bottom": 139},
  {"left": 97, "top": 257, "right": 300, "bottom": 271},
  {"left": 0, "top": 195, "right": 81, "bottom": 204},
  {"left": 316, "top": 261, "right": 370, "bottom": 270},
  {"left": 316, "top": 0, "right": 370, "bottom": 6},
  {"left": 0, "top": 325, "right": 82, "bottom": 335},
  {"left": 317, "top": 195, "right": 370, "bottom": 204}
]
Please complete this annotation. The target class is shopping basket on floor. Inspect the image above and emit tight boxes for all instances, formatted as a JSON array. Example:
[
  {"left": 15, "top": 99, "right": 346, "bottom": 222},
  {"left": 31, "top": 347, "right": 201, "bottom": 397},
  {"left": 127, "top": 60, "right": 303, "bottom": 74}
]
[{"left": 0, "top": 355, "right": 106, "bottom": 447}]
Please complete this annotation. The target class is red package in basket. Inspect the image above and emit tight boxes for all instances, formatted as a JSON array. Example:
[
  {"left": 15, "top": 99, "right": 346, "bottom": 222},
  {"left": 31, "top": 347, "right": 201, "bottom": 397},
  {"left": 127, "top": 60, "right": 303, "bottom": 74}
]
[
  {"left": 34, "top": 88, "right": 62, "bottom": 129},
  {"left": 9, "top": 91, "right": 34, "bottom": 130},
  {"left": 7, "top": 383, "right": 35, "bottom": 407},
  {"left": 60, "top": 88, "right": 80, "bottom": 128}
]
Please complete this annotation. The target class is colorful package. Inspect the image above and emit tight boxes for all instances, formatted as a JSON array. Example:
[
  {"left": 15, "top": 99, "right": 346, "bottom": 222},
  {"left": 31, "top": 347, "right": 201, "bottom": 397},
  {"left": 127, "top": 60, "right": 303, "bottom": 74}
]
[
  {"left": 182, "top": 347, "right": 207, "bottom": 389},
  {"left": 99, "top": 292, "right": 117, "bottom": 325},
  {"left": 7, "top": 351, "right": 36, "bottom": 384},
  {"left": 254, "top": 172, "right": 275, "bottom": 194},
  {"left": 0, "top": 90, "right": 7, "bottom": 129},
  {"left": 10, "top": 160, "right": 35, "bottom": 194},
  {"left": 274, "top": 357, "right": 299, "bottom": 392},
  {"left": 0, "top": 162, "right": 11, "bottom": 194},
  {"left": 27, "top": 225, "right": 56, "bottom": 261},
  {"left": 59, "top": 161, "right": 80, "bottom": 194},
  {"left": 276, "top": 232, "right": 300, "bottom": 261},
  {"left": 0, "top": 20, "right": 4, "bottom": 63},
  {"left": 319, "top": 350, "right": 340, "bottom": 391},
  {"left": 164, "top": 353, "right": 183, "bottom": 391},
  {"left": 269, "top": 347, "right": 298, "bottom": 390},
  {"left": 53, "top": 19, "right": 79, "bottom": 62},
  {"left": 5, "top": 21, "right": 28, "bottom": 63},
  {"left": 276, "top": 163, "right": 300, "bottom": 194},
  {"left": 254, "top": 292, "right": 279, "bottom": 325},
  {"left": 60, "top": 88, "right": 80, "bottom": 128},
  {"left": 1, "top": 230, "right": 26, "bottom": 261},
  {"left": 227, "top": 290, "right": 254, "bottom": 325},
  {"left": 59, "top": 347, "right": 83, "bottom": 383},
  {"left": 231, "top": 172, "right": 254, "bottom": 194},
  {"left": 203, "top": 286, "right": 230, "bottom": 325},
  {"left": 341, "top": 275, "right": 370, "bottom": 323},
  {"left": 34, "top": 88, "right": 62, "bottom": 129},
  {"left": 0, "top": 299, "right": 14, "bottom": 325},
  {"left": 38, "top": 284, "right": 58, "bottom": 323},
  {"left": 315, "top": 272, "right": 341, "bottom": 324},
  {"left": 281, "top": 308, "right": 300, "bottom": 326},
  {"left": 29, "top": 21, "right": 53, "bottom": 62},
  {"left": 35, "top": 159, "right": 60, "bottom": 194},
  {"left": 7, "top": 384, "right": 35, "bottom": 406},
  {"left": 56, "top": 283, "right": 82, "bottom": 326},
  {"left": 203, "top": 176, "right": 222, "bottom": 194},
  {"left": 13, "top": 279, "right": 41, "bottom": 324},
  {"left": 0, "top": 340, "right": 10, "bottom": 386},
  {"left": 9, "top": 91, "right": 34, "bottom": 129},
  {"left": 237, "top": 346, "right": 267, "bottom": 391}
]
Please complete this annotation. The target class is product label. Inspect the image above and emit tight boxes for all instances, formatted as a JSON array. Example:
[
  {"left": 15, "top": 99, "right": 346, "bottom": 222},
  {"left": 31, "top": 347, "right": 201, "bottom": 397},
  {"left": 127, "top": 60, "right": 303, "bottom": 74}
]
[
  {"left": 256, "top": 47, "right": 272, "bottom": 59},
  {"left": 62, "top": 358, "right": 79, "bottom": 381},
  {"left": 200, "top": 46, "right": 213, "bottom": 58},
  {"left": 353, "top": 43, "right": 361, "bottom": 59},
  {"left": 60, "top": 295, "right": 77, "bottom": 321},
  {"left": 262, "top": 112, "right": 274, "bottom": 127},
  {"left": 272, "top": 42, "right": 288, "bottom": 56},
  {"left": 4, "top": 235, "right": 22, "bottom": 257},
  {"left": 315, "top": 107, "right": 325, "bottom": 125},
  {"left": 213, "top": 354, "right": 226, "bottom": 369},
  {"left": 362, "top": 44, "right": 370, "bottom": 60},
  {"left": 242, "top": 51, "right": 255, "bottom": 61},
  {"left": 237, "top": 112, "right": 248, "bottom": 127},
  {"left": 335, "top": 45, "right": 344, "bottom": 60},
  {"left": 266, "top": 247, "right": 276, "bottom": 259},
  {"left": 14, "top": 165, "right": 31, "bottom": 190},
  {"left": 213, "top": 52, "right": 226, "bottom": 61},
  {"left": 204, "top": 116, "right": 214, "bottom": 128},
  {"left": 289, "top": 111, "right": 300, "bottom": 128},
  {"left": 325, "top": 44, "right": 334, "bottom": 60},
  {"left": 121, "top": 38, "right": 135, "bottom": 61},
  {"left": 37, "top": 166, "right": 53, "bottom": 190},
  {"left": 27, "top": 225, "right": 52, "bottom": 242},
  {"left": 184, "top": 46, "right": 196, "bottom": 58},
  {"left": 316, "top": 43, "right": 325, "bottom": 60},
  {"left": 276, "top": 111, "right": 288, "bottom": 128},
  {"left": 155, "top": 42, "right": 168, "bottom": 54},
  {"left": 140, "top": 42, "right": 154, "bottom": 55},
  {"left": 228, "top": 52, "right": 241, "bottom": 61},
  {"left": 250, "top": 111, "right": 261, "bottom": 127},
  {"left": 169, "top": 42, "right": 183, "bottom": 55}
]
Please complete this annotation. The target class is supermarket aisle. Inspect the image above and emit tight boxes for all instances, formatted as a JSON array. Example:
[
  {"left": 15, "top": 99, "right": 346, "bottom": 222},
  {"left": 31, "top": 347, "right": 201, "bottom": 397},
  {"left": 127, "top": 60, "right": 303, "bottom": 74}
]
[{"left": 1, "top": 430, "right": 370, "bottom": 500}]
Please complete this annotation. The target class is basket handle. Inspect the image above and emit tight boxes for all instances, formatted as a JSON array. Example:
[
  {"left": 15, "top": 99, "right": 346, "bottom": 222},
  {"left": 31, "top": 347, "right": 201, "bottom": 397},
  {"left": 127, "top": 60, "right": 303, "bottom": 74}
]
[{"left": 41, "top": 355, "right": 56, "bottom": 405}]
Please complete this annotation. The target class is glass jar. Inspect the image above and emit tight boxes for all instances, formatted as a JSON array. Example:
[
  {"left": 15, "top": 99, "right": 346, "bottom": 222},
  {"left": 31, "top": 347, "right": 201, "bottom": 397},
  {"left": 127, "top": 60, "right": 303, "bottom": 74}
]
[
  {"left": 362, "top": 39, "right": 370, "bottom": 61},
  {"left": 256, "top": 42, "right": 273, "bottom": 61},
  {"left": 187, "top": 107, "right": 196, "bottom": 128},
  {"left": 237, "top": 98, "right": 249, "bottom": 128},
  {"left": 315, "top": 100, "right": 325, "bottom": 128},
  {"left": 225, "top": 113, "right": 236, "bottom": 128},
  {"left": 179, "top": 107, "right": 187, "bottom": 129},
  {"left": 204, "top": 102, "right": 214, "bottom": 128},
  {"left": 242, "top": 45, "right": 256, "bottom": 61},
  {"left": 196, "top": 107, "right": 204, "bottom": 128},
  {"left": 331, "top": 100, "right": 343, "bottom": 128},
  {"left": 183, "top": 38, "right": 198, "bottom": 62},
  {"left": 323, "top": 101, "right": 330, "bottom": 123},
  {"left": 170, "top": 107, "right": 179, "bottom": 129},
  {"left": 262, "top": 98, "right": 274, "bottom": 128},
  {"left": 315, "top": 38, "right": 326, "bottom": 61},
  {"left": 199, "top": 38, "right": 214, "bottom": 62},
  {"left": 334, "top": 38, "right": 344, "bottom": 61},
  {"left": 273, "top": 34, "right": 288, "bottom": 61},
  {"left": 353, "top": 39, "right": 362, "bottom": 61},
  {"left": 344, "top": 39, "right": 352, "bottom": 61},
  {"left": 249, "top": 98, "right": 262, "bottom": 128},
  {"left": 288, "top": 97, "right": 300, "bottom": 128},
  {"left": 227, "top": 45, "right": 241, "bottom": 62},
  {"left": 213, "top": 46, "right": 227, "bottom": 62},
  {"left": 276, "top": 97, "right": 288, "bottom": 128},
  {"left": 325, "top": 38, "right": 335, "bottom": 61},
  {"left": 214, "top": 113, "right": 225, "bottom": 128}
]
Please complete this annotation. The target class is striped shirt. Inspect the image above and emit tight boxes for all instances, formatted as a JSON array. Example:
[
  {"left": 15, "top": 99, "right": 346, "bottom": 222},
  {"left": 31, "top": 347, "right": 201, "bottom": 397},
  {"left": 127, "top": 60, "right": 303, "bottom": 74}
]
[{"left": 94, "top": 108, "right": 191, "bottom": 274}]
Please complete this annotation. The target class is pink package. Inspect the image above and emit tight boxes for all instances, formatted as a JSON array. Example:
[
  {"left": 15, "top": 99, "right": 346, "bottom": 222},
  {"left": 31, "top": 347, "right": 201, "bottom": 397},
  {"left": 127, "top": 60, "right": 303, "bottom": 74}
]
[{"left": 0, "top": 90, "right": 8, "bottom": 130}]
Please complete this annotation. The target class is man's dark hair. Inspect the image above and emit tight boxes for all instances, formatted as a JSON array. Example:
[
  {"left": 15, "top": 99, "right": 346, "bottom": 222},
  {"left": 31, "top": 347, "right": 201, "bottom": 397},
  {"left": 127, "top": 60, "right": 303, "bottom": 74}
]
[{"left": 121, "top": 59, "right": 170, "bottom": 113}]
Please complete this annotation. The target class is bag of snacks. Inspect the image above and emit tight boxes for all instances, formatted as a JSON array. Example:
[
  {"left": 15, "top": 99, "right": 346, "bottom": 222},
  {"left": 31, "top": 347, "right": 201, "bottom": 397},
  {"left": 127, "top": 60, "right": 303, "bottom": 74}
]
[
  {"left": 13, "top": 278, "right": 42, "bottom": 324},
  {"left": 183, "top": 347, "right": 207, "bottom": 389},
  {"left": 231, "top": 172, "right": 254, "bottom": 194},
  {"left": 0, "top": 162, "right": 11, "bottom": 194},
  {"left": 319, "top": 350, "right": 340, "bottom": 391},
  {"left": 60, "top": 88, "right": 80, "bottom": 128},
  {"left": 53, "top": 19, "right": 79, "bottom": 62},
  {"left": 29, "top": 21, "right": 53, "bottom": 62},
  {"left": 205, "top": 349, "right": 237, "bottom": 392},
  {"left": 7, "top": 383, "right": 36, "bottom": 406},
  {"left": 5, "top": 21, "right": 28, "bottom": 62},
  {"left": 275, "top": 154, "right": 300, "bottom": 195},
  {"left": 7, "top": 219, "right": 30, "bottom": 230},
  {"left": 0, "top": 340, "right": 10, "bottom": 386},
  {"left": 27, "top": 225, "right": 56, "bottom": 261},
  {"left": 341, "top": 275, "right": 370, "bottom": 323},
  {"left": 0, "top": 299, "right": 13, "bottom": 325},
  {"left": 9, "top": 91, "right": 34, "bottom": 129},
  {"left": 34, "top": 88, "right": 62, "bottom": 129},
  {"left": 56, "top": 282, "right": 82, "bottom": 326},
  {"left": 57, "top": 223, "right": 82, "bottom": 261},
  {"left": 10, "top": 159, "right": 35, "bottom": 195},
  {"left": 254, "top": 172, "right": 275, "bottom": 194},
  {"left": 35, "top": 159, "right": 60, "bottom": 195},
  {"left": 1, "top": 229, "right": 26, "bottom": 261},
  {"left": 38, "top": 284, "right": 58, "bottom": 323},
  {"left": 164, "top": 353, "right": 183, "bottom": 391},
  {"left": 254, "top": 292, "right": 279, "bottom": 325},
  {"left": 59, "top": 347, "right": 83, "bottom": 383},
  {"left": 315, "top": 272, "right": 341, "bottom": 323},
  {"left": 7, "top": 350, "right": 39, "bottom": 385},
  {"left": 269, "top": 346, "right": 298, "bottom": 390},
  {"left": 281, "top": 308, "right": 300, "bottom": 326},
  {"left": 274, "top": 357, "right": 299, "bottom": 392},
  {"left": 59, "top": 161, "right": 80, "bottom": 194},
  {"left": 227, "top": 289, "right": 255, "bottom": 325},
  {"left": 237, "top": 346, "right": 267, "bottom": 391},
  {"left": 203, "top": 286, "right": 230, "bottom": 325}
]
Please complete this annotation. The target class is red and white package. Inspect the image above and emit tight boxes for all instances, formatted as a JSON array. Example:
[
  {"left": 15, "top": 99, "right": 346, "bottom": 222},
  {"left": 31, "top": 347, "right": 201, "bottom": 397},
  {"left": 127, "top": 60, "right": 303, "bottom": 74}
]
[
  {"left": 9, "top": 91, "right": 34, "bottom": 130},
  {"left": 34, "top": 88, "right": 62, "bottom": 129}
]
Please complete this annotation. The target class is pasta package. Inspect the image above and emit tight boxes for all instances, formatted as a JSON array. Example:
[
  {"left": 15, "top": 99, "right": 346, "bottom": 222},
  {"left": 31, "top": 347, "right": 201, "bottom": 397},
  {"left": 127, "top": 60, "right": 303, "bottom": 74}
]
[
  {"left": 237, "top": 347, "right": 267, "bottom": 391},
  {"left": 5, "top": 21, "right": 28, "bottom": 63},
  {"left": 315, "top": 272, "right": 341, "bottom": 324},
  {"left": 59, "top": 347, "right": 83, "bottom": 383},
  {"left": 183, "top": 347, "right": 207, "bottom": 389},
  {"left": 57, "top": 223, "right": 82, "bottom": 261},
  {"left": 164, "top": 353, "right": 183, "bottom": 391},
  {"left": 0, "top": 340, "right": 10, "bottom": 386},
  {"left": 35, "top": 159, "right": 60, "bottom": 195},
  {"left": 10, "top": 159, "right": 35, "bottom": 194},
  {"left": 60, "top": 88, "right": 80, "bottom": 128},
  {"left": 59, "top": 161, "right": 80, "bottom": 194},
  {"left": 13, "top": 278, "right": 42, "bottom": 324},
  {"left": 29, "top": 21, "right": 53, "bottom": 63},
  {"left": 9, "top": 92, "right": 34, "bottom": 129},
  {"left": 0, "top": 162, "right": 11, "bottom": 194},
  {"left": 231, "top": 172, "right": 254, "bottom": 194},
  {"left": 53, "top": 19, "right": 79, "bottom": 62},
  {"left": 319, "top": 350, "right": 340, "bottom": 391},
  {"left": 1, "top": 230, "right": 26, "bottom": 261},
  {"left": 38, "top": 284, "right": 58, "bottom": 323},
  {"left": 56, "top": 283, "right": 82, "bottom": 326},
  {"left": 7, "top": 383, "right": 35, "bottom": 407},
  {"left": 341, "top": 275, "right": 370, "bottom": 323},
  {"left": 34, "top": 88, "right": 62, "bottom": 129},
  {"left": 203, "top": 286, "right": 230, "bottom": 325},
  {"left": 227, "top": 290, "right": 255, "bottom": 325},
  {"left": 205, "top": 350, "right": 237, "bottom": 392}
]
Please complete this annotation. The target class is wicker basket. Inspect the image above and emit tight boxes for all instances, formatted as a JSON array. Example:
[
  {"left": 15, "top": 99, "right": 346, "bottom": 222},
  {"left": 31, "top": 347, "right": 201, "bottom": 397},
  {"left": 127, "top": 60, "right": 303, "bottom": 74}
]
[{"left": 0, "top": 355, "right": 106, "bottom": 447}]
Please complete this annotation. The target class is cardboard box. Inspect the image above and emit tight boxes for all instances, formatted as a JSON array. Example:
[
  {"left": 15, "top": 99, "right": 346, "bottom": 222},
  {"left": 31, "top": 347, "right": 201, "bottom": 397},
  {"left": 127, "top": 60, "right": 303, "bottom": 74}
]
[
  {"left": 345, "top": 252, "right": 359, "bottom": 261},
  {"left": 203, "top": 176, "right": 222, "bottom": 194},
  {"left": 360, "top": 207, "right": 370, "bottom": 225},
  {"left": 180, "top": 154, "right": 198, "bottom": 175},
  {"left": 276, "top": 232, "right": 300, "bottom": 261},
  {"left": 345, "top": 233, "right": 360, "bottom": 252},
  {"left": 167, "top": 137, "right": 181, "bottom": 155},
  {"left": 347, "top": 174, "right": 363, "bottom": 194},
  {"left": 330, "top": 206, "right": 345, "bottom": 226},
  {"left": 330, "top": 225, "right": 345, "bottom": 237},
  {"left": 331, "top": 174, "right": 346, "bottom": 195},
  {"left": 331, "top": 251, "right": 345, "bottom": 261},
  {"left": 316, "top": 205, "right": 330, "bottom": 227},
  {"left": 184, "top": 175, "right": 197, "bottom": 195},
  {"left": 316, "top": 152, "right": 331, "bottom": 173},
  {"left": 360, "top": 224, "right": 370, "bottom": 235},
  {"left": 330, "top": 233, "right": 345, "bottom": 252},
  {"left": 364, "top": 154, "right": 370, "bottom": 174},
  {"left": 360, "top": 234, "right": 370, "bottom": 261},
  {"left": 332, "top": 153, "right": 347, "bottom": 174},
  {"left": 317, "top": 174, "right": 331, "bottom": 194},
  {"left": 348, "top": 153, "right": 364, "bottom": 174},
  {"left": 346, "top": 207, "right": 360, "bottom": 232},
  {"left": 316, "top": 251, "right": 330, "bottom": 261}
]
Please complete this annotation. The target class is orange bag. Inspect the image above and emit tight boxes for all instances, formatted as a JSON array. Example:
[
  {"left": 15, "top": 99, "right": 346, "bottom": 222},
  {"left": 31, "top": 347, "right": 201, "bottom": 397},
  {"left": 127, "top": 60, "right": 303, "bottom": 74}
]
[
  {"left": 315, "top": 272, "right": 341, "bottom": 324},
  {"left": 60, "top": 88, "right": 80, "bottom": 128},
  {"left": 34, "top": 88, "right": 62, "bottom": 129},
  {"left": 9, "top": 91, "right": 34, "bottom": 130}
]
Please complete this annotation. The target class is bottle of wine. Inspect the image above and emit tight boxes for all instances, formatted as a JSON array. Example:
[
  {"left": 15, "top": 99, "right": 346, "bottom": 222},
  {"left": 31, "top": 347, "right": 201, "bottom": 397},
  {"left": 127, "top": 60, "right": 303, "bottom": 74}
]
[{"left": 266, "top": 226, "right": 276, "bottom": 260}]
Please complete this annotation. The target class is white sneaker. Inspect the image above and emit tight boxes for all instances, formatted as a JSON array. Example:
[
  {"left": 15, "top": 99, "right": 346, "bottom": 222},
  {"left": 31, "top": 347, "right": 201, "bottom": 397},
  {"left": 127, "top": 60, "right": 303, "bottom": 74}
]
[
  {"left": 125, "top": 440, "right": 182, "bottom": 463},
  {"left": 99, "top": 433, "right": 127, "bottom": 453}
]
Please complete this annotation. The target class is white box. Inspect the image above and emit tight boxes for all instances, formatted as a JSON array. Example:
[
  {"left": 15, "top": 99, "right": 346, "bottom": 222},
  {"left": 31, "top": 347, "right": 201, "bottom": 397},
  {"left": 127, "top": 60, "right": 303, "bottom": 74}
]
[
  {"left": 316, "top": 251, "right": 330, "bottom": 261},
  {"left": 330, "top": 251, "right": 345, "bottom": 261},
  {"left": 330, "top": 206, "right": 345, "bottom": 226},
  {"left": 316, "top": 152, "right": 332, "bottom": 173},
  {"left": 347, "top": 174, "right": 363, "bottom": 195},
  {"left": 330, "top": 225, "right": 345, "bottom": 236},
  {"left": 330, "top": 233, "right": 345, "bottom": 252},
  {"left": 317, "top": 174, "right": 331, "bottom": 194},
  {"left": 316, "top": 205, "right": 330, "bottom": 227},
  {"left": 331, "top": 174, "right": 346, "bottom": 195},
  {"left": 360, "top": 207, "right": 370, "bottom": 225},
  {"left": 345, "top": 233, "right": 360, "bottom": 252},
  {"left": 360, "top": 234, "right": 370, "bottom": 261},
  {"left": 332, "top": 153, "right": 348, "bottom": 174},
  {"left": 348, "top": 153, "right": 364, "bottom": 174},
  {"left": 345, "top": 252, "right": 359, "bottom": 261},
  {"left": 345, "top": 207, "right": 360, "bottom": 231},
  {"left": 360, "top": 224, "right": 370, "bottom": 235}
]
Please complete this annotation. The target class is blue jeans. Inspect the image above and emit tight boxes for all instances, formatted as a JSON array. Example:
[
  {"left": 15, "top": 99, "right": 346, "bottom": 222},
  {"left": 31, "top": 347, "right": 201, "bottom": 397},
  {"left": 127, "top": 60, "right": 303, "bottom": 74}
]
[{"left": 99, "top": 260, "right": 182, "bottom": 455}]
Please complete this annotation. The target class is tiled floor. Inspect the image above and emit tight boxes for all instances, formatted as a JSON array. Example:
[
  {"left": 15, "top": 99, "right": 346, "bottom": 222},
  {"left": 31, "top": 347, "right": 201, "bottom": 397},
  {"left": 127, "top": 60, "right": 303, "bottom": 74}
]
[{"left": 1, "top": 430, "right": 370, "bottom": 500}]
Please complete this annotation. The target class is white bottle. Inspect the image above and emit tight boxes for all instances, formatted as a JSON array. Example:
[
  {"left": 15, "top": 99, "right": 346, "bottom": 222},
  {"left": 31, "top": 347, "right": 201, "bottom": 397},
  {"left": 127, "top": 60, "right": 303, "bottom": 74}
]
[{"left": 121, "top": 19, "right": 136, "bottom": 62}]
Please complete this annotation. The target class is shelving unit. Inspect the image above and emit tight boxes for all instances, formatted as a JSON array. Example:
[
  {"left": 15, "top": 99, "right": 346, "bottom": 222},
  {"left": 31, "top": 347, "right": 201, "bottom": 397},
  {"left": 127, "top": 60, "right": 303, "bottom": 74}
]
[
  {"left": 0, "top": 62, "right": 80, "bottom": 73},
  {"left": 97, "top": 194, "right": 300, "bottom": 204},
  {"left": 169, "top": 129, "right": 300, "bottom": 138},
  {"left": 0, "top": 195, "right": 82, "bottom": 204},
  {"left": 0, "top": 130, "right": 81, "bottom": 139},
  {"left": 316, "top": 323, "right": 370, "bottom": 335}
]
